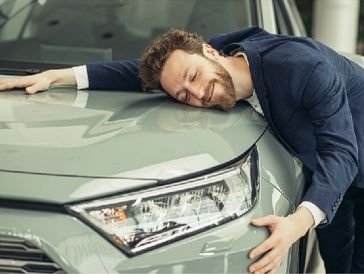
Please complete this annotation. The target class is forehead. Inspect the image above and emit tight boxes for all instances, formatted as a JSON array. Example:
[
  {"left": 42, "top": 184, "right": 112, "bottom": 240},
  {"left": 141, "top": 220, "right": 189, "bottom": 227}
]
[{"left": 160, "top": 49, "right": 204, "bottom": 94}]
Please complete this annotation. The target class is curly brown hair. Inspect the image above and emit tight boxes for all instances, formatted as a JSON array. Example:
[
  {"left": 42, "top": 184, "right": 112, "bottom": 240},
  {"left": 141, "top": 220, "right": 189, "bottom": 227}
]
[{"left": 139, "top": 29, "right": 205, "bottom": 90}]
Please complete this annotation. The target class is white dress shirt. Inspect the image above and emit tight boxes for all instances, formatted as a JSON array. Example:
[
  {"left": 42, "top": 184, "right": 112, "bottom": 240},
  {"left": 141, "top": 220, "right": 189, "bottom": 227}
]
[{"left": 72, "top": 65, "right": 89, "bottom": 90}]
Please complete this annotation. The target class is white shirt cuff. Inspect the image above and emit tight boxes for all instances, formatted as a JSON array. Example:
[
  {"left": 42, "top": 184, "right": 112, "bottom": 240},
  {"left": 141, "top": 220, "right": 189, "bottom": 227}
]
[
  {"left": 72, "top": 65, "right": 89, "bottom": 90},
  {"left": 298, "top": 201, "right": 327, "bottom": 228}
]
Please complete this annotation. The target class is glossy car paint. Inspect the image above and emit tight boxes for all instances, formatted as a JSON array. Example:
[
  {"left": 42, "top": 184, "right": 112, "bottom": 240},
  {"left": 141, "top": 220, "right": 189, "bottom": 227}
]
[
  {"left": 0, "top": 86, "right": 268, "bottom": 203},
  {"left": 0, "top": 85, "right": 306, "bottom": 273}
]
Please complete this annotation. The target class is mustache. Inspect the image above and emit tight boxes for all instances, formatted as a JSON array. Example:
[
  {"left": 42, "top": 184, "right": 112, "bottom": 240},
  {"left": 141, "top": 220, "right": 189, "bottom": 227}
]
[{"left": 202, "top": 79, "right": 218, "bottom": 106}]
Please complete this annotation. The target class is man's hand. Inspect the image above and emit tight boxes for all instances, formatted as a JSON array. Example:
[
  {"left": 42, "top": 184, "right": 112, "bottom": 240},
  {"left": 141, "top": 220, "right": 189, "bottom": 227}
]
[
  {"left": 0, "top": 73, "right": 53, "bottom": 94},
  {"left": 0, "top": 68, "right": 76, "bottom": 94},
  {"left": 248, "top": 207, "right": 314, "bottom": 274}
]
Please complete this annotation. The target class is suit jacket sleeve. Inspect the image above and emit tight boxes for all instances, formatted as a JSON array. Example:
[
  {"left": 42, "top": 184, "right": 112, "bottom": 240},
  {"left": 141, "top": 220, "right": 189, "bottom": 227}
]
[
  {"left": 86, "top": 59, "right": 143, "bottom": 91},
  {"left": 292, "top": 61, "right": 359, "bottom": 224}
]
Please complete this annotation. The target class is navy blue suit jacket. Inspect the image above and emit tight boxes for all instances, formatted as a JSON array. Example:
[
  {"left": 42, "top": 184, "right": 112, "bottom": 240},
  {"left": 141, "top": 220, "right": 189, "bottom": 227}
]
[{"left": 86, "top": 27, "right": 364, "bottom": 224}]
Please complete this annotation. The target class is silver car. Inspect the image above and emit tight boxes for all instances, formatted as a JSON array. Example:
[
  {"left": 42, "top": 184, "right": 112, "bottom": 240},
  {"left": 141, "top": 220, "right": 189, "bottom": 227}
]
[{"left": 0, "top": 0, "right": 312, "bottom": 273}]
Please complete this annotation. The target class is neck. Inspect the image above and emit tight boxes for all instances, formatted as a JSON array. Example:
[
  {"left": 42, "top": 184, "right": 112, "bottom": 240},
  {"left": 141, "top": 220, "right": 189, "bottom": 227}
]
[{"left": 220, "top": 55, "right": 254, "bottom": 100}]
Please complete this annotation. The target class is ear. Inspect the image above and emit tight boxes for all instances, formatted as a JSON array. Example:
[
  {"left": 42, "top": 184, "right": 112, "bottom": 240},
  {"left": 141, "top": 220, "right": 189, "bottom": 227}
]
[{"left": 202, "top": 43, "right": 219, "bottom": 61}]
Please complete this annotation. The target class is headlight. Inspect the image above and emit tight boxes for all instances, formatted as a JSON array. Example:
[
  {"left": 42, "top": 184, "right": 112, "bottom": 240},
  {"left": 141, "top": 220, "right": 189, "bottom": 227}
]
[{"left": 68, "top": 146, "right": 259, "bottom": 256}]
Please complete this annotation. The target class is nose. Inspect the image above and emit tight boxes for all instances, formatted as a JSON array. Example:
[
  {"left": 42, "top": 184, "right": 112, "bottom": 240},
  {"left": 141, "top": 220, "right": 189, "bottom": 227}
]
[{"left": 187, "top": 82, "right": 205, "bottom": 100}]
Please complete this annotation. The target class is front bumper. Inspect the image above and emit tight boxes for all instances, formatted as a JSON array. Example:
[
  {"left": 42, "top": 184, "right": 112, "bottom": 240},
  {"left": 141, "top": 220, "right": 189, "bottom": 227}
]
[{"left": 0, "top": 179, "right": 293, "bottom": 274}]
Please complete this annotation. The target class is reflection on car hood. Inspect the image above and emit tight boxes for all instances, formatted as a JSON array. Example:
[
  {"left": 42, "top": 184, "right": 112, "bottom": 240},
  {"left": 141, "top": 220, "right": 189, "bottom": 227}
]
[{"left": 0, "top": 86, "right": 268, "bottom": 203}]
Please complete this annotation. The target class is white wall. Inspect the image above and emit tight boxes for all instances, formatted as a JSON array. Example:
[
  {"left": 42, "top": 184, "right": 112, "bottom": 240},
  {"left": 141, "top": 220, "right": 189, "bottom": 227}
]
[{"left": 312, "top": 0, "right": 360, "bottom": 53}]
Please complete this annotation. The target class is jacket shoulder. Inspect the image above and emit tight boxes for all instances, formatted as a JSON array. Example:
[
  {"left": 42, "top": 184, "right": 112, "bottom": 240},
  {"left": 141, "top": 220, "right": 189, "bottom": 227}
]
[{"left": 208, "top": 27, "right": 272, "bottom": 51}]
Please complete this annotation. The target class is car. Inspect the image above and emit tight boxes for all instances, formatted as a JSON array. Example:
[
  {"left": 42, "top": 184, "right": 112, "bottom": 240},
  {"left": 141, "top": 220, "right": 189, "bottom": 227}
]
[{"left": 0, "top": 0, "right": 356, "bottom": 273}]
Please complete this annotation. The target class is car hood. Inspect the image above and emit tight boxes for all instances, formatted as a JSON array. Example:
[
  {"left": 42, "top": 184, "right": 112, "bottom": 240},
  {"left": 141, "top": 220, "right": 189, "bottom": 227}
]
[
  {"left": 0, "top": 85, "right": 267, "bottom": 203},
  {"left": 341, "top": 52, "right": 364, "bottom": 68}
]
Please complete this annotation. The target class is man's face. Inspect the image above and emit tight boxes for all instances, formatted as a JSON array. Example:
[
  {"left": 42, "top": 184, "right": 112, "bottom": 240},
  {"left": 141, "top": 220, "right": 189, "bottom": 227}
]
[{"left": 160, "top": 49, "right": 237, "bottom": 111}]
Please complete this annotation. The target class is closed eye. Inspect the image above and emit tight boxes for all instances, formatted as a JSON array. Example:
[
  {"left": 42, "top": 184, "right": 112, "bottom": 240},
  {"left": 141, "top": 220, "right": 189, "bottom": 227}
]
[{"left": 191, "top": 72, "right": 197, "bottom": 81}]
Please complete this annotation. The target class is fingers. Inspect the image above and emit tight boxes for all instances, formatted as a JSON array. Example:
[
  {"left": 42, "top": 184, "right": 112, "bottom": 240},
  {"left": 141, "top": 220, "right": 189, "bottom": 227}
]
[
  {"left": 255, "top": 260, "right": 281, "bottom": 274},
  {"left": 0, "top": 77, "right": 32, "bottom": 91},
  {"left": 248, "top": 215, "right": 294, "bottom": 274},
  {"left": 267, "top": 266, "right": 279, "bottom": 274},
  {"left": 250, "top": 258, "right": 281, "bottom": 274},
  {"left": 249, "top": 236, "right": 275, "bottom": 259},
  {"left": 249, "top": 247, "right": 282, "bottom": 273},
  {"left": 25, "top": 81, "right": 45, "bottom": 94},
  {"left": 0, "top": 75, "right": 49, "bottom": 94},
  {"left": 251, "top": 215, "right": 278, "bottom": 227}
]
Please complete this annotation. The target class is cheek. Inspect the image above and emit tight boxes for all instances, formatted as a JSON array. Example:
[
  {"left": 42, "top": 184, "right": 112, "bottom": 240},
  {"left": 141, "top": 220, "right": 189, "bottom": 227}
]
[
  {"left": 202, "top": 72, "right": 214, "bottom": 82},
  {"left": 216, "top": 81, "right": 231, "bottom": 94}
]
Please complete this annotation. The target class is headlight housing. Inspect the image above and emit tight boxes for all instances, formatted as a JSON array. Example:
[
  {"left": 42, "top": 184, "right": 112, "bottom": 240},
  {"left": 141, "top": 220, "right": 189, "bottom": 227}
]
[{"left": 68, "top": 146, "right": 259, "bottom": 256}]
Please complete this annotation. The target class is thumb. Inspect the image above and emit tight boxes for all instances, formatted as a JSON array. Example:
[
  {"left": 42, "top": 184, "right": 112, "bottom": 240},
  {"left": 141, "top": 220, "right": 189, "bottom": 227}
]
[
  {"left": 25, "top": 82, "right": 45, "bottom": 94},
  {"left": 251, "top": 215, "right": 278, "bottom": 227}
]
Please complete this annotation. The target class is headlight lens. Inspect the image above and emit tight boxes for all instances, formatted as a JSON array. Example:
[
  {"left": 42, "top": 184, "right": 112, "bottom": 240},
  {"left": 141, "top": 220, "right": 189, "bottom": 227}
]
[{"left": 68, "top": 146, "right": 259, "bottom": 256}]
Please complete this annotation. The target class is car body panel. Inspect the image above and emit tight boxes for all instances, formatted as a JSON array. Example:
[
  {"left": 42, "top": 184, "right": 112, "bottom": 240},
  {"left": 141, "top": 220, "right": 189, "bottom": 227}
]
[
  {"left": 0, "top": 171, "right": 157, "bottom": 204},
  {"left": 256, "top": 130, "right": 306, "bottom": 206},
  {"left": 0, "top": 86, "right": 268, "bottom": 203},
  {"left": 0, "top": 177, "right": 293, "bottom": 274}
]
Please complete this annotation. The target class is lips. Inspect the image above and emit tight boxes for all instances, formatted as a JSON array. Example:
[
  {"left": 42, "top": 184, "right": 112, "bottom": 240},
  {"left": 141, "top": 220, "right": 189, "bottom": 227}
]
[{"left": 204, "top": 81, "right": 214, "bottom": 104}]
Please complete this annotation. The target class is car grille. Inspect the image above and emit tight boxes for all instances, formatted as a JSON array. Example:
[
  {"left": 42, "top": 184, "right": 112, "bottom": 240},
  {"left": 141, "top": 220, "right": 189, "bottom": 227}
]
[{"left": 0, "top": 236, "right": 64, "bottom": 274}]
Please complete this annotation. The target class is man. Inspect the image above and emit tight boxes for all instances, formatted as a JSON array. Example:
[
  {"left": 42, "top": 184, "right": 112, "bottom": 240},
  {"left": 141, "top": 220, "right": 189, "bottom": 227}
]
[{"left": 0, "top": 27, "right": 363, "bottom": 274}]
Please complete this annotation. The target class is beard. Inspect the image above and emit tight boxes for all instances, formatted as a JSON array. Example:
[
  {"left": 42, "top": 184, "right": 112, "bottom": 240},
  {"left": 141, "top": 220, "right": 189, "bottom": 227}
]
[{"left": 204, "top": 57, "right": 237, "bottom": 111}]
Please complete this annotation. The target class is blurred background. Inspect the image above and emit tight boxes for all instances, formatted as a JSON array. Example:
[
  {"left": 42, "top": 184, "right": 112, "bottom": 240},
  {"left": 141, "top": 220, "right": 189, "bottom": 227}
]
[
  {"left": 0, "top": 0, "right": 361, "bottom": 66},
  {"left": 296, "top": 0, "right": 364, "bottom": 55}
]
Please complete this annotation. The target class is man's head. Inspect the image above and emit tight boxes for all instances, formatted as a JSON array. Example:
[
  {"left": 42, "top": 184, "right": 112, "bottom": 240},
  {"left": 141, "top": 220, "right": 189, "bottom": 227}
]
[{"left": 139, "top": 29, "right": 237, "bottom": 111}]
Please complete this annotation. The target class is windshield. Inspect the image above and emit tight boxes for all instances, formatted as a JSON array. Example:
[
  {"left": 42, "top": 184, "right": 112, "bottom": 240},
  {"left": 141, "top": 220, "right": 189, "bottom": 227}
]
[{"left": 0, "top": 0, "right": 253, "bottom": 66}]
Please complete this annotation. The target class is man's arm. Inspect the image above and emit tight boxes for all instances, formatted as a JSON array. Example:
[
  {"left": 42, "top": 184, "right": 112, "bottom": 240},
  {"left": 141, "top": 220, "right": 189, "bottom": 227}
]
[
  {"left": 86, "top": 59, "right": 142, "bottom": 90},
  {"left": 0, "top": 59, "right": 142, "bottom": 93},
  {"left": 249, "top": 61, "right": 358, "bottom": 274},
  {"left": 295, "top": 62, "right": 358, "bottom": 221}
]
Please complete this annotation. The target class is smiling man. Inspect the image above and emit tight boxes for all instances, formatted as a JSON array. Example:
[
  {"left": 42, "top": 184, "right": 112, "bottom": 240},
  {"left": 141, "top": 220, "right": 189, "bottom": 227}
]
[
  {"left": 159, "top": 47, "right": 237, "bottom": 110},
  {"left": 138, "top": 30, "right": 252, "bottom": 112},
  {"left": 0, "top": 27, "right": 364, "bottom": 274}
]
